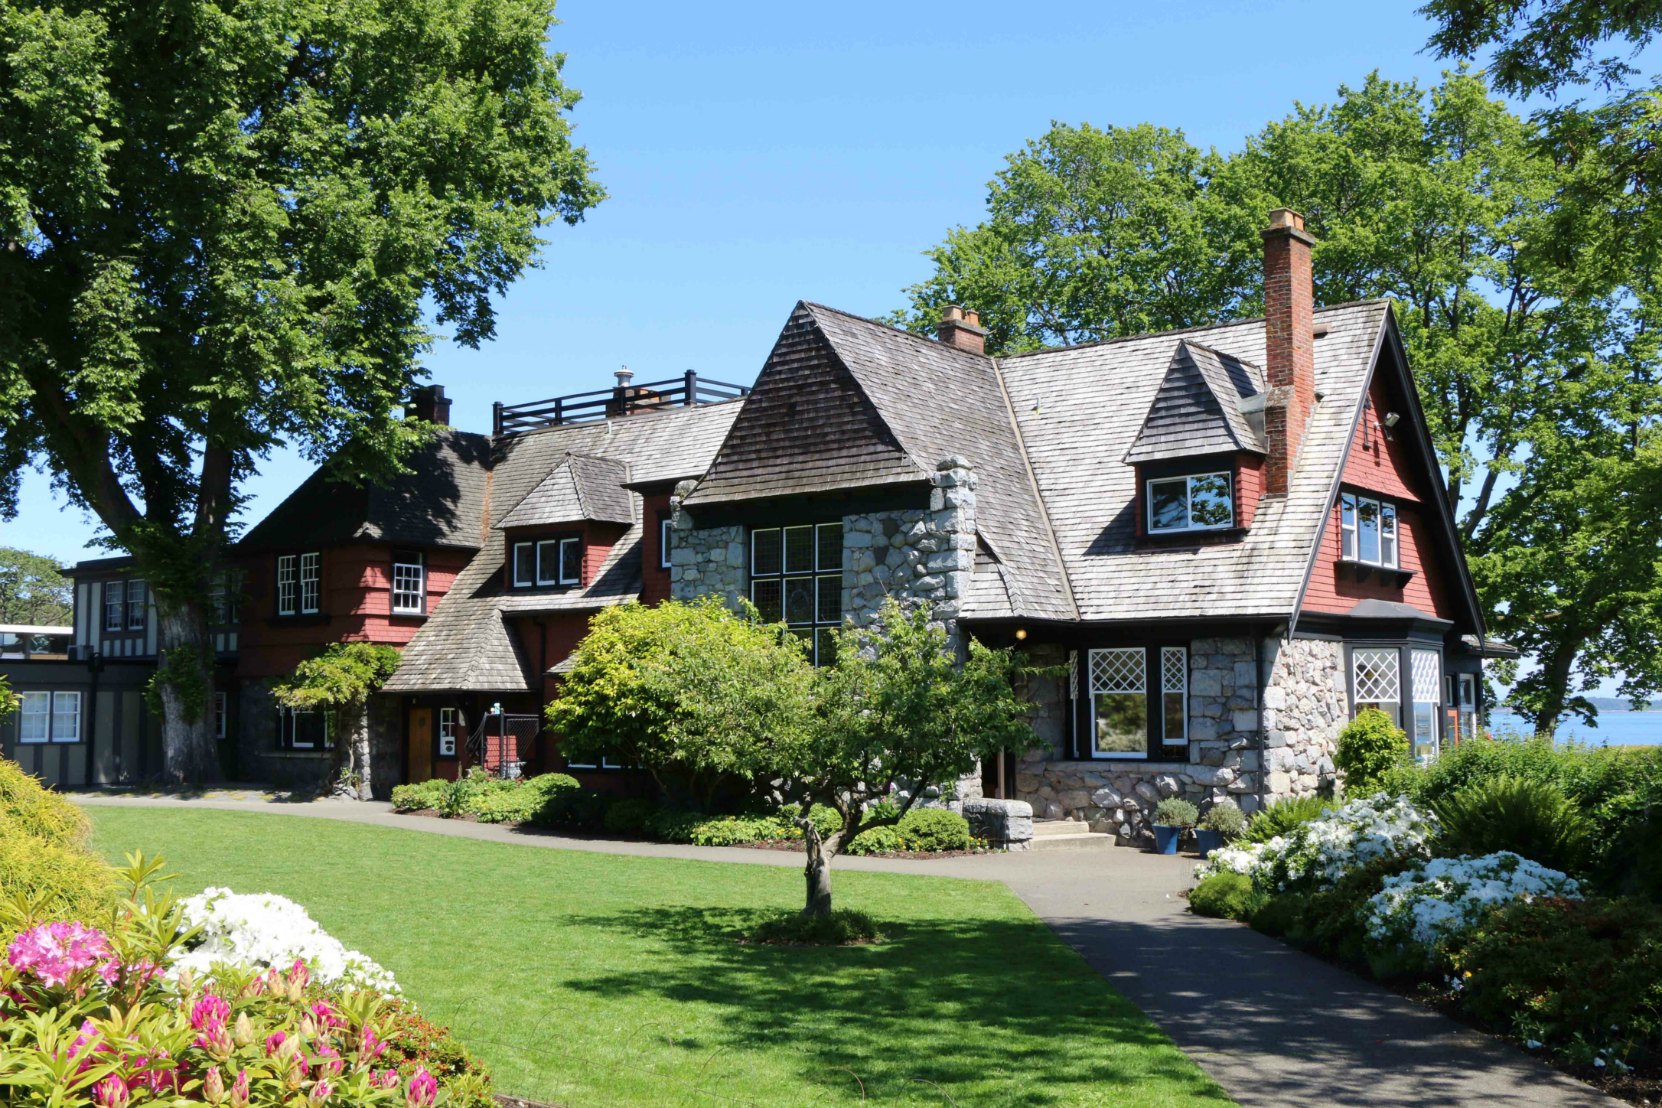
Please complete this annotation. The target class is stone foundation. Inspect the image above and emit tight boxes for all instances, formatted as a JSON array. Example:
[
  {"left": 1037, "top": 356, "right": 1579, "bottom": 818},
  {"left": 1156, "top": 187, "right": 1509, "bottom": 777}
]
[{"left": 1262, "top": 636, "right": 1346, "bottom": 797}]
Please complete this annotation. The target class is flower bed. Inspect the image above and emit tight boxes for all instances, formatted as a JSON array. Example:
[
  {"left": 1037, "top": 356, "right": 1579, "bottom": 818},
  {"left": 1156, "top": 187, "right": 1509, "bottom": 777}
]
[
  {"left": 0, "top": 855, "right": 490, "bottom": 1105},
  {"left": 1197, "top": 794, "right": 1436, "bottom": 892}
]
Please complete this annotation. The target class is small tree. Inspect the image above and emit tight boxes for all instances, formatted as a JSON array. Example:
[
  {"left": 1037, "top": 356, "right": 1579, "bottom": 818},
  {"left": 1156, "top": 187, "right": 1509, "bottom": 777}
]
[
  {"left": 0, "top": 674, "right": 18, "bottom": 720},
  {"left": 271, "top": 644, "right": 401, "bottom": 800},
  {"left": 0, "top": 549, "right": 71, "bottom": 626},
  {"left": 781, "top": 602, "right": 1044, "bottom": 918},
  {"left": 1335, "top": 708, "right": 1412, "bottom": 795},
  {"left": 545, "top": 599, "right": 817, "bottom": 807}
]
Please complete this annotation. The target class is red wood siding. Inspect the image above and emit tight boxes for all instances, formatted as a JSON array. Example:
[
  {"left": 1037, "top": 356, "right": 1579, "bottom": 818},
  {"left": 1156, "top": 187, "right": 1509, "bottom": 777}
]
[
  {"left": 640, "top": 492, "right": 674, "bottom": 604},
  {"left": 1237, "top": 454, "right": 1265, "bottom": 529},
  {"left": 1300, "top": 378, "right": 1457, "bottom": 620},
  {"left": 233, "top": 543, "right": 468, "bottom": 677}
]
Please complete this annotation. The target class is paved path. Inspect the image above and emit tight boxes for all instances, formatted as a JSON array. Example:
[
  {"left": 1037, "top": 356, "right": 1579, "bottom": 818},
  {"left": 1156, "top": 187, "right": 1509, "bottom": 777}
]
[{"left": 78, "top": 793, "right": 1616, "bottom": 1107}]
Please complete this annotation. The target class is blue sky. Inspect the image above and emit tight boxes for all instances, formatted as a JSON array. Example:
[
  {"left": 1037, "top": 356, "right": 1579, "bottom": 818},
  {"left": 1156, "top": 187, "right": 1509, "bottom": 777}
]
[{"left": 10, "top": 0, "right": 1519, "bottom": 563}]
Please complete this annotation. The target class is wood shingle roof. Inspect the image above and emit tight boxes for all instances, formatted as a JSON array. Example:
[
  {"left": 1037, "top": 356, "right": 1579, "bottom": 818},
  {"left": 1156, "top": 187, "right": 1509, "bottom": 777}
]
[{"left": 1124, "top": 341, "right": 1266, "bottom": 465}]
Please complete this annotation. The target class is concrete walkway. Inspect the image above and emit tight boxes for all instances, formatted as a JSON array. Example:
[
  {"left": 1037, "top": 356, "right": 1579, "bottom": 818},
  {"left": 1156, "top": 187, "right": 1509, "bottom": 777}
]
[{"left": 77, "top": 793, "right": 1616, "bottom": 1108}]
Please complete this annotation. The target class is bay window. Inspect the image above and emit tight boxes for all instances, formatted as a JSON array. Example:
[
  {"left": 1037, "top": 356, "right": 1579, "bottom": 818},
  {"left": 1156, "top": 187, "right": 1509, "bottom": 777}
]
[
  {"left": 1340, "top": 493, "right": 1398, "bottom": 568},
  {"left": 1148, "top": 472, "right": 1233, "bottom": 533}
]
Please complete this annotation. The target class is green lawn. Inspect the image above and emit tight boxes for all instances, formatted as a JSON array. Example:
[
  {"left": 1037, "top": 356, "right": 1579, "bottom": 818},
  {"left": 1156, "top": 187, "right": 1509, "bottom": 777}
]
[{"left": 88, "top": 809, "right": 1227, "bottom": 1107}]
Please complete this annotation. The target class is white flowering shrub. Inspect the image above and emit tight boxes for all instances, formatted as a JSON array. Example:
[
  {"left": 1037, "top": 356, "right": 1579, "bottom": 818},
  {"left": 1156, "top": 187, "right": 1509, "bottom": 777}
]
[
  {"left": 1195, "top": 795, "right": 1436, "bottom": 892},
  {"left": 174, "top": 887, "right": 400, "bottom": 994},
  {"left": 1363, "top": 852, "right": 1581, "bottom": 967}
]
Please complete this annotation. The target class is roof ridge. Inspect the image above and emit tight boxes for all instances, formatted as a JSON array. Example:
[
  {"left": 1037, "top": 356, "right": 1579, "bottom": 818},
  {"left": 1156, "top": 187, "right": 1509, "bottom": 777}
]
[
  {"left": 800, "top": 301, "right": 994, "bottom": 365},
  {"left": 997, "top": 298, "right": 1393, "bottom": 360},
  {"left": 1179, "top": 337, "right": 1264, "bottom": 374}
]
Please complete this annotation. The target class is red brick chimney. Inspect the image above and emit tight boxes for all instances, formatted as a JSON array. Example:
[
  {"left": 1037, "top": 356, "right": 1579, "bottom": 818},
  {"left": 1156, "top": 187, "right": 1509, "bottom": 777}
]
[
  {"left": 1262, "top": 208, "right": 1316, "bottom": 495},
  {"left": 406, "top": 384, "right": 452, "bottom": 426},
  {"left": 937, "top": 305, "right": 987, "bottom": 355}
]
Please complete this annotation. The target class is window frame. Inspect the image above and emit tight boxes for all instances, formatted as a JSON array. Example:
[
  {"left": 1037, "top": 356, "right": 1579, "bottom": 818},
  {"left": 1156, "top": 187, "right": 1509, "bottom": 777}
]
[
  {"left": 659, "top": 517, "right": 673, "bottom": 570},
  {"left": 1339, "top": 492, "right": 1399, "bottom": 570},
  {"left": 559, "top": 537, "right": 582, "bottom": 586},
  {"left": 1084, "top": 645, "right": 1189, "bottom": 761},
  {"left": 511, "top": 542, "right": 535, "bottom": 588},
  {"left": 214, "top": 691, "right": 228, "bottom": 741},
  {"left": 391, "top": 553, "right": 426, "bottom": 615},
  {"left": 103, "top": 584, "right": 124, "bottom": 632},
  {"left": 16, "top": 691, "right": 81, "bottom": 745},
  {"left": 125, "top": 579, "right": 147, "bottom": 631},
  {"left": 298, "top": 552, "right": 321, "bottom": 615},
  {"left": 276, "top": 705, "right": 331, "bottom": 750},
  {"left": 750, "top": 522, "right": 843, "bottom": 665},
  {"left": 1146, "top": 471, "right": 1235, "bottom": 535},
  {"left": 276, "top": 555, "right": 298, "bottom": 616},
  {"left": 1410, "top": 648, "right": 1442, "bottom": 764},
  {"left": 1350, "top": 646, "right": 1403, "bottom": 727},
  {"left": 438, "top": 707, "right": 459, "bottom": 758}
]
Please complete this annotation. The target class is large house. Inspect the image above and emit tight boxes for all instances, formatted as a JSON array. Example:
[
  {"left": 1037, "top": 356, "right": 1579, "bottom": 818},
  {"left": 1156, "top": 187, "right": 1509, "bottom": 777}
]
[{"left": 0, "top": 210, "right": 1507, "bottom": 841}]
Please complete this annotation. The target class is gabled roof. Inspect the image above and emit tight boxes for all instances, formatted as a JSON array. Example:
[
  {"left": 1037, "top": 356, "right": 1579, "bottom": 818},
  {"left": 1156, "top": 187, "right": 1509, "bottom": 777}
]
[
  {"left": 383, "top": 401, "right": 741, "bottom": 694},
  {"left": 495, "top": 453, "right": 633, "bottom": 530},
  {"left": 1124, "top": 341, "right": 1265, "bottom": 465},
  {"left": 999, "top": 300, "right": 1394, "bottom": 623},
  {"left": 239, "top": 429, "right": 493, "bottom": 552}
]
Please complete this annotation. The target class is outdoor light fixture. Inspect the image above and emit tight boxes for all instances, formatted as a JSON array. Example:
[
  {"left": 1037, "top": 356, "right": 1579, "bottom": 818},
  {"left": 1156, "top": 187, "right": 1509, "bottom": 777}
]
[
  {"left": 1382, "top": 411, "right": 1401, "bottom": 428},
  {"left": 1014, "top": 628, "right": 1028, "bottom": 641}
]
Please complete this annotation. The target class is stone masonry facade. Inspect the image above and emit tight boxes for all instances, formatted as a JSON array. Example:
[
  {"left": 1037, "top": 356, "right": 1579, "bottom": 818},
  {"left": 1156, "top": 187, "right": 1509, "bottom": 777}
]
[{"left": 1261, "top": 636, "right": 1346, "bottom": 798}]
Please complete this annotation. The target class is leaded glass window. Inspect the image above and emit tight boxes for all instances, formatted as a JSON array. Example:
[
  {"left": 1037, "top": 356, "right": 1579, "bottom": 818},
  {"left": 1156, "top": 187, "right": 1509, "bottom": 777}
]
[{"left": 751, "top": 522, "right": 842, "bottom": 664}]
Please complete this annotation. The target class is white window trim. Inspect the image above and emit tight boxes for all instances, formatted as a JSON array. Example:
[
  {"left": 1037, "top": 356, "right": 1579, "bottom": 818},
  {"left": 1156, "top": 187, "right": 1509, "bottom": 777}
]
[
  {"left": 1088, "top": 647, "right": 1149, "bottom": 761},
  {"left": 660, "top": 518, "right": 673, "bottom": 570},
  {"left": 1160, "top": 646, "right": 1188, "bottom": 746},
  {"left": 278, "top": 706, "right": 330, "bottom": 750},
  {"left": 559, "top": 537, "right": 582, "bottom": 586},
  {"left": 103, "top": 585, "right": 124, "bottom": 632},
  {"left": 17, "top": 691, "right": 50, "bottom": 744},
  {"left": 126, "top": 580, "right": 147, "bottom": 631},
  {"left": 276, "top": 555, "right": 297, "bottom": 616},
  {"left": 17, "top": 691, "right": 81, "bottom": 744},
  {"left": 391, "top": 558, "right": 425, "bottom": 615},
  {"left": 511, "top": 542, "right": 535, "bottom": 588},
  {"left": 438, "top": 707, "right": 459, "bottom": 758},
  {"left": 1341, "top": 493, "right": 1399, "bottom": 570},
  {"left": 298, "top": 553, "right": 321, "bottom": 614},
  {"left": 1147, "top": 472, "right": 1234, "bottom": 534},
  {"left": 751, "top": 527, "right": 779, "bottom": 576}
]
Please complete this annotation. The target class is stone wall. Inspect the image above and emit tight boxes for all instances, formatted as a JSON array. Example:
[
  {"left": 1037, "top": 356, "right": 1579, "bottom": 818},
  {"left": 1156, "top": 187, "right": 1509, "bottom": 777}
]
[
  {"left": 668, "top": 480, "right": 747, "bottom": 607},
  {"left": 1262, "top": 636, "right": 1347, "bottom": 798},
  {"left": 1016, "top": 636, "right": 1264, "bottom": 846}
]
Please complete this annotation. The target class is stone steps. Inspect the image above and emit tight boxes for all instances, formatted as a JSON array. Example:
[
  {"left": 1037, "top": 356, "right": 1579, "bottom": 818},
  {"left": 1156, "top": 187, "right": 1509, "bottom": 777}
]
[{"left": 1027, "top": 819, "right": 1115, "bottom": 851}]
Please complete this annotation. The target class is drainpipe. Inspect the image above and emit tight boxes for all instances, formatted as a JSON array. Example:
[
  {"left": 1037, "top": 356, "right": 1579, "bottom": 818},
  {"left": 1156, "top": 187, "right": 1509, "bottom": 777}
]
[{"left": 1255, "top": 628, "right": 1271, "bottom": 817}]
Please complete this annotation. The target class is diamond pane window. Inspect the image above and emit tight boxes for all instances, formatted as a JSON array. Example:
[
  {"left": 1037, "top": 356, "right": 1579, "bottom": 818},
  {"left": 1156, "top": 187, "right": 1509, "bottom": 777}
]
[
  {"left": 1353, "top": 647, "right": 1400, "bottom": 725},
  {"left": 1161, "top": 646, "right": 1188, "bottom": 745},
  {"left": 1089, "top": 648, "right": 1147, "bottom": 758},
  {"left": 1410, "top": 648, "right": 1442, "bottom": 763}
]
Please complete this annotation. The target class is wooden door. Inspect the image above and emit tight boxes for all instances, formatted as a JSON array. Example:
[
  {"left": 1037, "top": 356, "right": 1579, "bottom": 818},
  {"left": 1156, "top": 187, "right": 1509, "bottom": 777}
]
[{"left": 408, "top": 707, "right": 432, "bottom": 783}]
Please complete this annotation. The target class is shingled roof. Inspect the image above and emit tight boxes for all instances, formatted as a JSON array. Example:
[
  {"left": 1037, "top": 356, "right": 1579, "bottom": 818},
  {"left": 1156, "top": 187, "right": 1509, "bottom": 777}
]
[
  {"left": 383, "top": 401, "right": 742, "bottom": 694},
  {"left": 495, "top": 453, "right": 634, "bottom": 530},
  {"left": 239, "top": 430, "right": 493, "bottom": 552},
  {"left": 1124, "top": 341, "right": 1266, "bottom": 465}
]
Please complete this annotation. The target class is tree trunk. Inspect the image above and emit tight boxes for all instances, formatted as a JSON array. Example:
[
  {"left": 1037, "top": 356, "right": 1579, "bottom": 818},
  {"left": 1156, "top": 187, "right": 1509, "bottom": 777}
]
[
  {"left": 328, "top": 702, "right": 375, "bottom": 800},
  {"left": 1532, "top": 637, "right": 1581, "bottom": 739},
  {"left": 154, "top": 600, "right": 221, "bottom": 787},
  {"left": 799, "top": 820, "right": 842, "bottom": 918}
]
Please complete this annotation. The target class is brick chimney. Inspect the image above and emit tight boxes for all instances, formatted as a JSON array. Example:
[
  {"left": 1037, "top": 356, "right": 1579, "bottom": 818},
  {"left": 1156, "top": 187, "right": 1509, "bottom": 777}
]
[
  {"left": 406, "top": 384, "right": 452, "bottom": 426},
  {"left": 937, "top": 305, "right": 987, "bottom": 355},
  {"left": 1261, "top": 208, "right": 1316, "bottom": 495}
]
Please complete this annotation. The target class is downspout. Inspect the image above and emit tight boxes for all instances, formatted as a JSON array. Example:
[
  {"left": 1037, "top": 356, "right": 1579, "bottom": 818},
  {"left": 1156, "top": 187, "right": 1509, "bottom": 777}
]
[{"left": 1255, "top": 627, "right": 1270, "bottom": 816}]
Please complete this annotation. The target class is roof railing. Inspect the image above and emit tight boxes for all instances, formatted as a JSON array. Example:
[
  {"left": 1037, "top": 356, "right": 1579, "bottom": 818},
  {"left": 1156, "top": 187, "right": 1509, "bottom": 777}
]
[{"left": 492, "top": 370, "right": 750, "bottom": 436}]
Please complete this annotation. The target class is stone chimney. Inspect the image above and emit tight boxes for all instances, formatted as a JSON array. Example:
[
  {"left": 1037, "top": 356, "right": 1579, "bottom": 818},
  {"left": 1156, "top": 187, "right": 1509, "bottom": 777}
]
[
  {"left": 406, "top": 384, "right": 452, "bottom": 426},
  {"left": 937, "top": 305, "right": 987, "bottom": 355},
  {"left": 1262, "top": 208, "right": 1316, "bottom": 495}
]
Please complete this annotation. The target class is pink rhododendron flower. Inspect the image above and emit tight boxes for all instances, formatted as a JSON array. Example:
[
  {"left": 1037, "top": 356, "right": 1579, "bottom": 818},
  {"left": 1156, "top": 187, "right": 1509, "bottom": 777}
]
[
  {"left": 230, "top": 1069, "right": 251, "bottom": 1108},
  {"left": 203, "top": 1067, "right": 226, "bottom": 1104},
  {"left": 6, "top": 922, "right": 115, "bottom": 987},
  {"left": 311, "top": 999, "right": 345, "bottom": 1030},
  {"left": 373, "top": 1069, "right": 400, "bottom": 1089},
  {"left": 313, "top": 1043, "right": 343, "bottom": 1076},
  {"left": 192, "top": 992, "right": 231, "bottom": 1032},
  {"left": 265, "top": 1030, "right": 287, "bottom": 1055},
  {"left": 288, "top": 959, "right": 310, "bottom": 988},
  {"left": 360, "top": 1025, "right": 388, "bottom": 1060},
  {"left": 93, "top": 1075, "right": 128, "bottom": 1108},
  {"left": 65, "top": 1019, "right": 101, "bottom": 1066},
  {"left": 407, "top": 1066, "right": 438, "bottom": 1108}
]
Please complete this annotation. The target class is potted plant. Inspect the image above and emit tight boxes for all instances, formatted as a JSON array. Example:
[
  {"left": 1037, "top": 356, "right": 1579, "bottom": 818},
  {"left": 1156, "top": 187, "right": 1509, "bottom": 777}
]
[
  {"left": 1151, "top": 797, "right": 1199, "bottom": 855},
  {"left": 1194, "top": 800, "right": 1246, "bottom": 858}
]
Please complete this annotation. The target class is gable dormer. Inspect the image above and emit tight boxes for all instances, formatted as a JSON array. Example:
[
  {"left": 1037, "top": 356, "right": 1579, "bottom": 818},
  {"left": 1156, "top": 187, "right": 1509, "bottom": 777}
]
[
  {"left": 1124, "top": 340, "right": 1267, "bottom": 539},
  {"left": 495, "top": 452, "right": 634, "bottom": 590}
]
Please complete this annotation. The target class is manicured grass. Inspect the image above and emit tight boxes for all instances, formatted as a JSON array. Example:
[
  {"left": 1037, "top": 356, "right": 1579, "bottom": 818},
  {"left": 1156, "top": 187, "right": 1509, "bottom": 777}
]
[{"left": 88, "top": 808, "right": 1228, "bottom": 1106}]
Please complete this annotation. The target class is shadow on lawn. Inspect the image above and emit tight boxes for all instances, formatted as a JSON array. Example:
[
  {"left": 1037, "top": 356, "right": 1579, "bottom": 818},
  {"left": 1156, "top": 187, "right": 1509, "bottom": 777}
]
[{"left": 559, "top": 905, "right": 1230, "bottom": 1105}]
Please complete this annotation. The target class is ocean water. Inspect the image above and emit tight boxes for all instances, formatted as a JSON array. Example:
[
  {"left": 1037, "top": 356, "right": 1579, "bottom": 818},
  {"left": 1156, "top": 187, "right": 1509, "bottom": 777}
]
[{"left": 1490, "top": 709, "right": 1662, "bottom": 748}]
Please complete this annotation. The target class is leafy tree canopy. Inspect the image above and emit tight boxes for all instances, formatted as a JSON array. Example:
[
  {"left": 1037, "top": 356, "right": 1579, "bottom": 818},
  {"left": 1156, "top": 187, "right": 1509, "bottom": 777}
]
[
  {"left": 0, "top": 0, "right": 602, "bottom": 781},
  {"left": 272, "top": 642, "right": 401, "bottom": 800},
  {"left": 1421, "top": 0, "right": 1662, "bottom": 96},
  {"left": 0, "top": 548, "right": 71, "bottom": 625}
]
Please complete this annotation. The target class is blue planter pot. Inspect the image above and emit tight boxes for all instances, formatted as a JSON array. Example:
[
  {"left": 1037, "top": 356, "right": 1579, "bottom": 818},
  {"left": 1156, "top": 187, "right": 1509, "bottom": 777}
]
[
  {"left": 1194, "top": 828, "right": 1223, "bottom": 859},
  {"left": 1152, "top": 824, "right": 1183, "bottom": 855}
]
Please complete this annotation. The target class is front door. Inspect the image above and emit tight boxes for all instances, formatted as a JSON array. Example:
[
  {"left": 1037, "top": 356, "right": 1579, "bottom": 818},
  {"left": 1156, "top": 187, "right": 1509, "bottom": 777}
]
[{"left": 408, "top": 707, "right": 432, "bottom": 783}]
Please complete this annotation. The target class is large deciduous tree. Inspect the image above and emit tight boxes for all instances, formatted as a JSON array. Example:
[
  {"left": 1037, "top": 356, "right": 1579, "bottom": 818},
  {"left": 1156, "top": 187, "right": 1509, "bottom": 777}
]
[
  {"left": 270, "top": 642, "right": 401, "bottom": 800},
  {"left": 0, "top": 548, "right": 71, "bottom": 625},
  {"left": 896, "top": 70, "right": 1662, "bottom": 734},
  {"left": 0, "top": 1, "right": 602, "bottom": 783}
]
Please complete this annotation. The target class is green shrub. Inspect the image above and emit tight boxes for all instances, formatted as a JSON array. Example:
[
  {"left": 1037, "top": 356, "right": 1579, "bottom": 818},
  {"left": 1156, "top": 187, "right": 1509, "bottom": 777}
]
[
  {"left": 1432, "top": 775, "right": 1594, "bottom": 874},
  {"left": 845, "top": 824, "right": 905, "bottom": 855},
  {"left": 1372, "top": 761, "right": 1429, "bottom": 802},
  {"left": 686, "top": 815, "right": 788, "bottom": 847},
  {"left": 1199, "top": 801, "right": 1247, "bottom": 839},
  {"left": 775, "top": 802, "right": 844, "bottom": 840},
  {"left": 380, "top": 1001, "right": 496, "bottom": 1108},
  {"left": 748, "top": 909, "right": 883, "bottom": 946},
  {"left": 1249, "top": 894, "right": 1302, "bottom": 937},
  {"left": 644, "top": 808, "right": 702, "bottom": 843},
  {"left": 0, "top": 761, "right": 116, "bottom": 940},
  {"left": 1293, "top": 856, "right": 1416, "bottom": 972},
  {"left": 1335, "top": 708, "right": 1410, "bottom": 794},
  {"left": 1189, "top": 872, "right": 1261, "bottom": 919},
  {"left": 1153, "top": 797, "right": 1199, "bottom": 827},
  {"left": 896, "top": 807, "right": 972, "bottom": 852},
  {"left": 602, "top": 797, "right": 660, "bottom": 837},
  {"left": 390, "top": 779, "right": 450, "bottom": 812},
  {"left": 1453, "top": 896, "right": 1662, "bottom": 1066},
  {"left": 524, "top": 778, "right": 608, "bottom": 831},
  {"left": 1606, "top": 810, "right": 1662, "bottom": 902},
  {"left": 1240, "top": 795, "right": 1331, "bottom": 844}
]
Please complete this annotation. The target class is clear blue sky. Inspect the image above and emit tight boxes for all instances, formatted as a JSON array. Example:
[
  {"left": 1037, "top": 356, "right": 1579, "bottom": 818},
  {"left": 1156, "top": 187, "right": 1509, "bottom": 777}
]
[{"left": 9, "top": 0, "right": 1501, "bottom": 563}]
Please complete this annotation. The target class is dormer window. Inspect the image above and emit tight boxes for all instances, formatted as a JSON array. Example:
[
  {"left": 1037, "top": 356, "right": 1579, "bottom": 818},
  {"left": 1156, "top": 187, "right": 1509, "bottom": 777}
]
[
  {"left": 1148, "top": 473, "right": 1233, "bottom": 534},
  {"left": 512, "top": 537, "right": 582, "bottom": 588},
  {"left": 1340, "top": 493, "right": 1397, "bottom": 568}
]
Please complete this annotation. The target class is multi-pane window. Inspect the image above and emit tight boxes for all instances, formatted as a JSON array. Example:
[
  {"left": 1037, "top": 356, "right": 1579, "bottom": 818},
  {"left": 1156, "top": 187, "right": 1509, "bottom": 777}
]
[
  {"left": 126, "top": 580, "right": 146, "bottom": 631},
  {"left": 1148, "top": 473, "right": 1233, "bottom": 533},
  {"left": 751, "top": 523, "right": 842, "bottom": 664},
  {"left": 1086, "top": 646, "right": 1190, "bottom": 760},
  {"left": 276, "top": 707, "right": 330, "bottom": 750},
  {"left": 17, "top": 691, "right": 80, "bottom": 744},
  {"left": 438, "top": 707, "right": 459, "bottom": 758},
  {"left": 660, "top": 518, "right": 673, "bottom": 570},
  {"left": 1352, "top": 647, "right": 1401, "bottom": 724},
  {"left": 391, "top": 555, "right": 425, "bottom": 614},
  {"left": 1455, "top": 673, "right": 1478, "bottom": 744},
  {"left": 529, "top": 538, "right": 581, "bottom": 587},
  {"left": 560, "top": 538, "right": 581, "bottom": 585},
  {"left": 210, "top": 572, "right": 242, "bottom": 625},
  {"left": 1340, "top": 493, "right": 1398, "bottom": 568},
  {"left": 276, "top": 555, "right": 297, "bottom": 615},
  {"left": 103, "top": 584, "right": 124, "bottom": 632},
  {"left": 299, "top": 553, "right": 321, "bottom": 614},
  {"left": 1411, "top": 649, "right": 1442, "bottom": 764},
  {"left": 511, "top": 543, "right": 535, "bottom": 587},
  {"left": 1160, "top": 646, "right": 1188, "bottom": 746}
]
